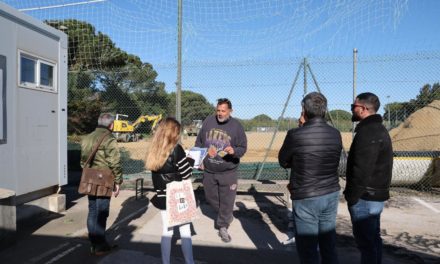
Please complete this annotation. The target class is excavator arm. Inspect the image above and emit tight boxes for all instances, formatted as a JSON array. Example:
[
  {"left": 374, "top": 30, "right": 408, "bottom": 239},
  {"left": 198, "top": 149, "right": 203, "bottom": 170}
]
[
  {"left": 131, "top": 114, "right": 162, "bottom": 130},
  {"left": 113, "top": 113, "right": 162, "bottom": 142},
  {"left": 148, "top": 114, "right": 162, "bottom": 130}
]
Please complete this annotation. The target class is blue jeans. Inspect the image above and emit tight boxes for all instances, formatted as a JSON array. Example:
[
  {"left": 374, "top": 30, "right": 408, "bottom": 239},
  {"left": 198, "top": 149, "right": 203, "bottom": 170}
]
[
  {"left": 294, "top": 191, "right": 340, "bottom": 264},
  {"left": 87, "top": 196, "right": 111, "bottom": 248},
  {"left": 348, "top": 199, "right": 384, "bottom": 264}
]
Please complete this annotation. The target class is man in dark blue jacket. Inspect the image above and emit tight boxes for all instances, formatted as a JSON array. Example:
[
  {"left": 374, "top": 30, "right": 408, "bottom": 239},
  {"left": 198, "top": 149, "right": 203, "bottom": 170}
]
[
  {"left": 279, "top": 92, "right": 342, "bottom": 264},
  {"left": 345, "top": 92, "right": 393, "bottom": 264}
]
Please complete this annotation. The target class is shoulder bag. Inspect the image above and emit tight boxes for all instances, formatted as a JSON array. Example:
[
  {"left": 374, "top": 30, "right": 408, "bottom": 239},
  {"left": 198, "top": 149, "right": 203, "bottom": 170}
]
[{"left": 78, "top": 131, "right": 115, "bottom": 197}]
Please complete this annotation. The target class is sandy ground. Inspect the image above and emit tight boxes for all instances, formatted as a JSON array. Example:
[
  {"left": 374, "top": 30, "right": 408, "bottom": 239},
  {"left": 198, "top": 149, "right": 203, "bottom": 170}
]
[
  {"left": 119, "top": 100, "right": 440, "bottom": 163},
  {"left": 118, "top": 132, "right": 355, "bottom": 163}
]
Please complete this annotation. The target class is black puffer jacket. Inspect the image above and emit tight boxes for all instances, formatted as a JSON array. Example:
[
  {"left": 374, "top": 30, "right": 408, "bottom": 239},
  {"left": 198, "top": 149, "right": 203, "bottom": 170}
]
[
  {"left": 344, "top": 114, "right": 393, "bottom": 206},
  {"left": 278, "top": 117, "right": 342, "bottom": 200}
]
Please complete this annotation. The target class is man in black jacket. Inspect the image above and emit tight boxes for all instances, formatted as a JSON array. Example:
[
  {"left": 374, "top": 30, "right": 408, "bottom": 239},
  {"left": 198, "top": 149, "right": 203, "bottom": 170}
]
[
  {"left": 279, "top": 92, "right": 342, "bottom": 264},
  {"left": 344, "top": 92, "right": 393, "bottom": 264}
]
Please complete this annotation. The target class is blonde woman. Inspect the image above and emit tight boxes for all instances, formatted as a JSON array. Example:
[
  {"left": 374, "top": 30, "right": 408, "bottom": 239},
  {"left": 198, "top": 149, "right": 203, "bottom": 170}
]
[{"left": 145, "top": 117, "right": 195, "bottom": 264}]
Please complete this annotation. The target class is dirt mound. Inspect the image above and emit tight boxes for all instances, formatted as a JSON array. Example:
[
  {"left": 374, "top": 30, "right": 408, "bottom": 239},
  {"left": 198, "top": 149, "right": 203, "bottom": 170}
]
[{"left": 390, "top": 100, "right": 440, "bottom": 151}]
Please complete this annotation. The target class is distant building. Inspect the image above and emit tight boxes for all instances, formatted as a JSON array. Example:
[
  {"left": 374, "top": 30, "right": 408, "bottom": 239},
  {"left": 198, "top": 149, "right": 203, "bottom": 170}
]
[{"left": 255, "top": 126, "right": 276, "bottom": 132}]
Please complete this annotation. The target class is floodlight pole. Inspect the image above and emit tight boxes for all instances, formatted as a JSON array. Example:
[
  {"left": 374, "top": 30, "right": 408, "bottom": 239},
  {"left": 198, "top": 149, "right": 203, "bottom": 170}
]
[
  {"left": 353, "top": 48, "right": 357, "bottom": 103},
  {"left": 303, "top": 57, "right": 307, "bottom": 95},
  {"left": 352, "top": 48, "right": 358, "bottom": 138},
  {"left": 176, "top": 0, "right": 182, "bottom": 122},
  {"left": 387, "top": 95, "right": 391, "bottom": 129}
]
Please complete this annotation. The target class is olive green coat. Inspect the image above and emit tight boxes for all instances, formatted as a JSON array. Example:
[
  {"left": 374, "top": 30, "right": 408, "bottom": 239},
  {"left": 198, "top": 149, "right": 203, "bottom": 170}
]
[{"left": 80, "top": 127, "right": 123, "bottom": 184}]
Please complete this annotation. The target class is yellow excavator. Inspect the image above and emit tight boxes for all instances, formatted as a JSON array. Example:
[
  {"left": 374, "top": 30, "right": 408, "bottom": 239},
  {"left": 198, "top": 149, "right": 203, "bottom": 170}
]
[{"left": 113, "top": 113, "right": 162, "bottom": 142}]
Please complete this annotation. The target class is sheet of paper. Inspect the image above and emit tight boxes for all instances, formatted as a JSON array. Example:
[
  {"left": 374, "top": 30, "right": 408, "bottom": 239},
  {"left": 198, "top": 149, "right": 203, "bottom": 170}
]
[{"left": 188, "top": 147, "right": 207, "bottom": 169}]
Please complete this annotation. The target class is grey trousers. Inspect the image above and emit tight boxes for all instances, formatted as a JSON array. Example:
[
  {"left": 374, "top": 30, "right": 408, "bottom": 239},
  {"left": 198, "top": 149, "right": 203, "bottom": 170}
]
[{"left": 202, "top": 170, "right": 238, "bottom": 228}]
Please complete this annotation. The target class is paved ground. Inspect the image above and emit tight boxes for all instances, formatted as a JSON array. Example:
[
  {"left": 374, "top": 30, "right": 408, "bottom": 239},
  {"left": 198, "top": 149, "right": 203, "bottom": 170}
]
[{"left": 1, "top": 181, "right": 439, "bottom": 264}]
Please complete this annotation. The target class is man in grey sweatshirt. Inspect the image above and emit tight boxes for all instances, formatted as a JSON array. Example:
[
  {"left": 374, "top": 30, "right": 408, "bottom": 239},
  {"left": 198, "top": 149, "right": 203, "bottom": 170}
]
[{"left": 195, "top": 98, "right": 247, "bottom": 243}]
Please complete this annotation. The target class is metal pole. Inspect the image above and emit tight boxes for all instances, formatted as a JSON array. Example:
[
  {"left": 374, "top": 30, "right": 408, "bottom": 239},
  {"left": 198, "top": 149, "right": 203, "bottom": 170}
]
[
  {"left": 352, "top": 48, "right": 357, "bottom": 138},
  {"left": 303, "top": 57, "right": 307, "bottom": 95},
  {"left": 387, "top": 95, "right": 391, "bottom": 129},
  {"left": 353, "top": 49, "right": 357, "bottom": 102},
  {"left": 255, "top": 61, "right": 303, "bottom": 180},
  {"left": 176, "top": 0, "right": 182, "bottom": 122}
]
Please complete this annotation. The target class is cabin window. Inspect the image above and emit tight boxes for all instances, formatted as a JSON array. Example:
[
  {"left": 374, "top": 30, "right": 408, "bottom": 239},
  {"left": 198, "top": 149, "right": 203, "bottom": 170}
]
[
  {"left": 40, "top": 62, "right": 54, "bottom": 88},
  {"left": 18, "top": 51, "right": 57, "bottom": 92},
  {"left": 20, "top": 56, "right": 36, "bottom": 85}
]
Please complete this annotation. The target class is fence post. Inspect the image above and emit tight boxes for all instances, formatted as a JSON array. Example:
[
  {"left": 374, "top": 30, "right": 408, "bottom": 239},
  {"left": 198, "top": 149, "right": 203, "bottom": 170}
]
[
  {"left": 352, "top": 48, "right": 357, "bottom": 137},
  {"left": 135, "top": 178, "right": 144, "bottom": 200}
]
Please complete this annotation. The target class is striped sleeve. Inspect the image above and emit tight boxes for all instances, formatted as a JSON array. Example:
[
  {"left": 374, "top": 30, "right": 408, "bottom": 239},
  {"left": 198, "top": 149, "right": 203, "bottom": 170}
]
[
  {"left": 177, "top": 157, "right": 193, "bottom": 179},
  {"left": 176, "top": 144, "right": 193, "bottom": 180}
]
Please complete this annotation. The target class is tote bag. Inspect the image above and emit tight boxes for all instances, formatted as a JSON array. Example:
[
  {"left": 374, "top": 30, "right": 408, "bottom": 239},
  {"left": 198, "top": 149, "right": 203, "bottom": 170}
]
[{"left": 166, "top": 179, "right": 198, "bottom": 227}]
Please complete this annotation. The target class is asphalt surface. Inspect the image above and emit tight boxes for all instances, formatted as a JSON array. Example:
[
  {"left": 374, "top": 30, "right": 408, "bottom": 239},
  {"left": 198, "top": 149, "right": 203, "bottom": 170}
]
[{"left": 0, "top": 182, "right": 437, "bottom": 264}]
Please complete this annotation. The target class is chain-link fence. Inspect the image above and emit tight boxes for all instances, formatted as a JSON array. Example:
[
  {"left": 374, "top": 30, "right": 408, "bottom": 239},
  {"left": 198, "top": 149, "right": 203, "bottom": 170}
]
[{"left": 67, "top": 55, "right": 440, "bottom": 196}]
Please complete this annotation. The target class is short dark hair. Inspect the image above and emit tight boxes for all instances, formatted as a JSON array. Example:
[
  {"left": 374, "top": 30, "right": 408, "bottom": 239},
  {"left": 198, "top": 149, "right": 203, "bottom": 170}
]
[
  {"left": 98, "top": 113, "right": 115, "bottom": 127},
  {"left": 217, "top": 98, "right": 232, "bottom": 109},
  {"left": 301, "top": 92, "right": 327, "bottom": 119},
  {"left": 356, "top": 92, "right": 380, "bottom": 112}
]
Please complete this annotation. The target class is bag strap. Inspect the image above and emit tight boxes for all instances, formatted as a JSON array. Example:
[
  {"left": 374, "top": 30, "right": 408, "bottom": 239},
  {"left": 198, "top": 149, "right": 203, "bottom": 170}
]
[
  {"left": 84, "top": 130, "right": 111, "bottom": 168},
  {"left": 173, "top": 145, "right": 179, "bottom": 170},
  {"left": 173, "top": 145, "right": 179, "bottom": 171}
]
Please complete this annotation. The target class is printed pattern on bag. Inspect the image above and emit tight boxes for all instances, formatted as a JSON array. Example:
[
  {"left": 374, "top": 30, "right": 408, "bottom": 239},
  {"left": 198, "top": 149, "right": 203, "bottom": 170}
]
[{"left": 166, "top": 180, "right": 198, "bottom": 227}]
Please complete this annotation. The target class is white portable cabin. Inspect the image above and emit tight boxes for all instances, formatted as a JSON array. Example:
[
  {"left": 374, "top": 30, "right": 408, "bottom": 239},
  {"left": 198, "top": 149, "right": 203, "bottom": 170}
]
[{"left": 0, "top": 2, "right": 68, "bottom": 204}]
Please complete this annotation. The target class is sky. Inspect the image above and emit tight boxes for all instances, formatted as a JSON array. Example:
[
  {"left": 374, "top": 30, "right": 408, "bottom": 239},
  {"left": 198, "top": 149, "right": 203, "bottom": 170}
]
[{"left": 3, "top": 0, "right": 440, "bottom": 119}]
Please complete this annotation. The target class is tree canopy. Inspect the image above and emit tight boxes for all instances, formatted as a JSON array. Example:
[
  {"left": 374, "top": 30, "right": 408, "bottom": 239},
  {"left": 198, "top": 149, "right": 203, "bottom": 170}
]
[
  {"left": 168, "top": 91, "right": 215, "bottom": 125},
  {"left": 46, "top": 20, "right": 211, "bottom": 134},
  {"left": 328, "top": 109, "right": 351, "bottom": 121}
]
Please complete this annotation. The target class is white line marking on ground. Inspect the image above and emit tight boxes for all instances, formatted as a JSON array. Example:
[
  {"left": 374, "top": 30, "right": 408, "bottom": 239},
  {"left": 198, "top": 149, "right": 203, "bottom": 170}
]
[
  {"left": 44, "top": 243, "right": 82, "bottom": 264},
  {"left": 28, "top": 242, "right": 70, "bottom": 263},
  {"left": 412, "top": 197, "right": 440, "bottom": 213}
]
